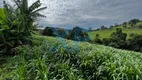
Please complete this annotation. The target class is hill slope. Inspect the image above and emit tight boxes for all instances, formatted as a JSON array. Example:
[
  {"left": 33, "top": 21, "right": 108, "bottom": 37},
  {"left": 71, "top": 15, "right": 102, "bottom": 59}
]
[
  {"left": 89, "top": 24, "right": 142, "bottom": 40},
  {"left": 0, "top": 36, "right": 142, "bottom": 79}
]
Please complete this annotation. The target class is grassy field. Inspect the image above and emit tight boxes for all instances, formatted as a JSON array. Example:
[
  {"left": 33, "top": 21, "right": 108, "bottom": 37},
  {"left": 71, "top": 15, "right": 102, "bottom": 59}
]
[
  {"left": 0, "top": 35, "right": 142, "bottom": 80},
  {"left": 89, "top": 25, "right": 142, "bottom": 40}
]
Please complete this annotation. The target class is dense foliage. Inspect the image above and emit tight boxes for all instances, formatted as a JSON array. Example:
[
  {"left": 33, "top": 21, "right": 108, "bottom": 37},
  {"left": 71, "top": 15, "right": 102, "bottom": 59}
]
[
  {"left": 1, "top": 36, "right": 142, "bottom": 80},
  {"left": 67, "top": 27, "right": 90, "bottom": 41},
  {"left": 0, "top": 0, "right": 46, "bottom": 54},
  {"left": 90, "top": 19, "right": 142, "bottom": 52},
  {"left": 103, "top": 28, "right": 127, "bottom": 49},
  {"left": 93, "top": 28, "right": 142, "bottom": 52},
  {"left": 43, "top": 26, "right": 90, "bottom": 42},
  {"left": 127, "top": 34, "right": 142, "bottom": 52},
  {"left": 42, "top": 27, "right": 55, "bottom": 36}
]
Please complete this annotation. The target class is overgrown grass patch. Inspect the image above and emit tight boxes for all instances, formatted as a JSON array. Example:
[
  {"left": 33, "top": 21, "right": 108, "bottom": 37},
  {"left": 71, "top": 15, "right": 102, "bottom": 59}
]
[{"left": 1, "top": 36, "right": 142, "bottom": 80}]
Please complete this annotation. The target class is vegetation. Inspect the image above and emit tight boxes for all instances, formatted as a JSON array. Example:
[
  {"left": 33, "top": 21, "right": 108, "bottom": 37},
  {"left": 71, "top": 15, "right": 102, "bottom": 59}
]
[
  {"left": 89, "top": 22, "right": 142, "bottom": 40},
  {"left": 0, "top": 0, "right": 46, "bottom": 54},
  {"left": 127, "top": 34, "right": 142, "bottom": 52},
  {"left": 1, "top": 36, "right": 142, "bottom": 80},
  {"left": 43, "top": 26, "right": 91, "bottom": 42},
  {"left": 67, "top": 27, "right": 90, "bottom": 41},
  {"left": 92, "top": 28, "right": 142, "bottom": 52},
  {"left": 0, "top": 0, "right": 142, "bottom": 80},
  {"left": 42, "top": 19, "right": 142, "bottom": 52},
  {"left": 90, "top": 19, "right": 142, "bottom": 52},
  {"left": 42, "top": 27, "right": 55, "bottom": 36}
]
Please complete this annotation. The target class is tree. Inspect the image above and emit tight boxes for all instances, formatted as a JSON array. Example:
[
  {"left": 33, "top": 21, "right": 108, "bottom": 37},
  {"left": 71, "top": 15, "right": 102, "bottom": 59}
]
[
  {"left": 42, "top": 27, "right": 55, "bottom": 36},
  {"left": 110, "top": 25, "right": 114, "bottom": 29},
  {"left": 94, "top": 34, "right": 102, "bottom": 44},
  {"left": 128, "top": 19, "right": 140, "bottom": 27},
  {"left": 101, "top": 25, "right": 107, "bottom": 30},
  {"left": 135, "top": 22, "right": 142, "bottom": 29},
  {"left": 127, "top": 34, "right": 142, "bottom": 52},
  {"left": 122, "top": 22, "right": 127, "bottom": 28},
  {"left": 102, "top": 38, "right": 111, "bottom": 46},
  {"left": 67, "top": 26, "right": 81, "bottom": 40},
  {"left": 0, "top": 0, "right": 46, "bottom": 54},
  {"left": 114, "top": 23, "right": 118, "bottom": 27},
  {"left": 13, "top": 0, "right": 47, "bottom": 36},
  {"left": 67, "top": 27, "right": 90, "bottom": 41},
  {"left": 110, "top": 28, "right": 127, "bottom": 48},
  {"left": 111, "top": 28, "right": 127, "bottom": 41}
]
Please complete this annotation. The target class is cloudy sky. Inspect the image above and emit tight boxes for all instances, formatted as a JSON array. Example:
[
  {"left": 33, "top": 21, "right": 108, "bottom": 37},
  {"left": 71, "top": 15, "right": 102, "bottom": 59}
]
[{"left": 1, "top": 0, "right": 142, "bottom": 29}]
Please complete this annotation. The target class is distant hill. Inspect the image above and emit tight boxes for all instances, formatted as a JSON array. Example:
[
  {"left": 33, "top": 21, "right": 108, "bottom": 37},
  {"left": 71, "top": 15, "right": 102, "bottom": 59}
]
[{"left": 89, "top": 21, "right": 142, "bottom": 40}]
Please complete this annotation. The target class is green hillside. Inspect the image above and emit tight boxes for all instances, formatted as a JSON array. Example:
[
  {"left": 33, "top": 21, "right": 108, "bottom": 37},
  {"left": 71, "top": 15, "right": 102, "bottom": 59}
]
[
  {"left": 89, "top": 23, "right": 142, "bottom": 40},
  {"left": 1, "top": 36, "right": 142, "bottom": 80}
]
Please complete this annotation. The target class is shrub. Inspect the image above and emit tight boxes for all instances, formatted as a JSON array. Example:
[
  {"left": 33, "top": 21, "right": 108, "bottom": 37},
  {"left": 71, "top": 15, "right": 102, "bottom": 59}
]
[
  {"left": 42, "top": 27, "right": 55, "bottom": 36},
  {"left": 94, "top": 34, "right": 102, "bottom": 44},
  {"left": 102, "top": 38, "right": 111, "bottom": 46},
  {"left": 108, "top": 42, "right": 119, "bottom": 48},
  {"left": 67, "top": 27, "right": 90, "bottom": 41},
  {"left": 127, "top": 34, "right": 142, "bottom": 52}
]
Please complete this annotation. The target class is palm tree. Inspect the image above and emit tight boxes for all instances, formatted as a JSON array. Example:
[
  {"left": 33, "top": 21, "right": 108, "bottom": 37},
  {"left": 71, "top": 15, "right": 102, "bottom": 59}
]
[{"left": 13, "top": 0, "right": 47, "bottom": 35}]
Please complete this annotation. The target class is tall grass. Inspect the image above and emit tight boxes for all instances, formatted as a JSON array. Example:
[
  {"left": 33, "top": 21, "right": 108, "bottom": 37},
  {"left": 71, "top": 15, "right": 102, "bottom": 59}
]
[{"left": 9, "top": 36, "right": 142, "bottom": 80}]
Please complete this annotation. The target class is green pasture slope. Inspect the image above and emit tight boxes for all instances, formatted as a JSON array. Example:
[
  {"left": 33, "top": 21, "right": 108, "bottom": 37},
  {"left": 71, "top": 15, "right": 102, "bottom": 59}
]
[
  {"left": 1, "top": 35, "right": 142, "bottom": 80},
  {"left": 89, "top": 25, "right": 142, "bottom": 40}
]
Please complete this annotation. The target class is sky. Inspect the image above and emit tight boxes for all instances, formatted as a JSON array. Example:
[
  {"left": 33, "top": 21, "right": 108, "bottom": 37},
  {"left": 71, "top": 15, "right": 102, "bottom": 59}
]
[{"left": 0, "top": 0, "right": 142, "bottom": 29}]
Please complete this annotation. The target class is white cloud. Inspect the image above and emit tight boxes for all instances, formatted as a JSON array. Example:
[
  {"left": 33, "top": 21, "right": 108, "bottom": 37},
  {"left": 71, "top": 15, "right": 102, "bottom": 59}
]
[{"left": 1, "top": 0, "right": 142, "bottom": 29}]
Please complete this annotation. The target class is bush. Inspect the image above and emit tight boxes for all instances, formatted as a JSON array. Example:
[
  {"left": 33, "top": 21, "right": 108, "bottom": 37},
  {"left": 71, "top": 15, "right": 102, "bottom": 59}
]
[
  {"left": 94, "top": 34, "right": 102, "bottom": 44},
  {"left": 109, "top": 28, "right": 127, "bottom": 49},
  {"left": 108, "top": 42, "right": 119, "bottom": 48},
  {"left": 102, "top": 38, "right": 111, "bottom": 46},
  {"left": 42, "top": 27, "right": 55, "bottom": 36},
  {"left": 127, "top": 34, "right": 142, "bottom": 52},
  {"left": 67, "top": 27, "right": 90, "bottom": 42}
]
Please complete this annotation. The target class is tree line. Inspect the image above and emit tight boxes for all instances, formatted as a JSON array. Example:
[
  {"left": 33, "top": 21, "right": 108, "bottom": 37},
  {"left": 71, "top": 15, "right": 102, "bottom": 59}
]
[
  {"left": 42, "top": 19, "right": 142, "bottom": 52},
  {"left": 93, "top": 28, "right": 142, "bottom": 52}
]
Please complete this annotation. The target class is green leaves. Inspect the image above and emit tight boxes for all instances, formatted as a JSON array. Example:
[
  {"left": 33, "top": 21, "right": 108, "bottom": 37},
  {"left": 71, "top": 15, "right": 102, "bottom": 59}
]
[
  {"left": 28, "top": 0, "right": 41, "bottom": 13},
  {"left": 0, "top": 29, "right": 3, "bottom": 35},
  {"left": 0, "top": 0, "right": 46, "bottom": 54},
  {"left": 9, "top": 36, "right": 142, "bottom": 80},
  {"left": 1, "top": 25, "right": 9, "bottom": 30},
  {"left": 0, "top": 8, "right": 6, "bottom": 22}
]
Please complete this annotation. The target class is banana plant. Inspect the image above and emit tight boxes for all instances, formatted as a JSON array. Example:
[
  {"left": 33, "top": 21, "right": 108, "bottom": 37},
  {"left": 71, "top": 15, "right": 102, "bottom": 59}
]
[
  {"left": 13, "top": 0, "right": 47, "bottom": 36},
  {"left": 0, "top": 0, "right": 47, "bottom": 54}
]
